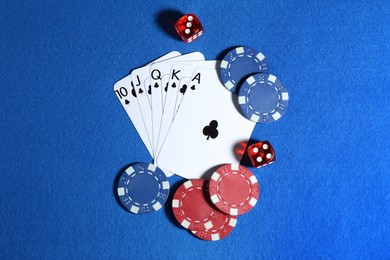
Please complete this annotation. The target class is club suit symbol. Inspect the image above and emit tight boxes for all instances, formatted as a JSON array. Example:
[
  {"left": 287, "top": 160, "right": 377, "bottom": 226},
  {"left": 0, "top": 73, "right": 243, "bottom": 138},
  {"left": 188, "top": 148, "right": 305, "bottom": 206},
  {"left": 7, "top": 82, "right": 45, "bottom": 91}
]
[
  {"left": 203, "top": 120, "right": 219, "bottom": 140},
  {"left": 180, "top": 84, "right": 187, "bottom": 94}
]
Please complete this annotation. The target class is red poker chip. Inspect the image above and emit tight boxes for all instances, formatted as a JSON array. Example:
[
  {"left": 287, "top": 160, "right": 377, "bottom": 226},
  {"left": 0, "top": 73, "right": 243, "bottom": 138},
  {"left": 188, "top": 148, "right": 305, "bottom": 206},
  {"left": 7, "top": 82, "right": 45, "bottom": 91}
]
[
  {"left": 172, "top": 179, "right": 230, "bottom": 231},
  {"left": 191, "top": 215, "right": 238, "bottom": 241},
  {"left": 209, "top": 164, "right": 260, "bottom": 215}
]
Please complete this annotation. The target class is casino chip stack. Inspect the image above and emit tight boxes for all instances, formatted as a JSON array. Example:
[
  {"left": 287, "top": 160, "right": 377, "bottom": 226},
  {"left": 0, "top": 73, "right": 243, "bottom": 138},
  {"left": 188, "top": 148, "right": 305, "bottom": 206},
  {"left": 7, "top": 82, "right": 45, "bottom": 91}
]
[
  {"left": 172, "top": 164, "right": 259, "bottom": 241},
  {"left": 219, "top": 46, "right": 289, "bottom": 123}
]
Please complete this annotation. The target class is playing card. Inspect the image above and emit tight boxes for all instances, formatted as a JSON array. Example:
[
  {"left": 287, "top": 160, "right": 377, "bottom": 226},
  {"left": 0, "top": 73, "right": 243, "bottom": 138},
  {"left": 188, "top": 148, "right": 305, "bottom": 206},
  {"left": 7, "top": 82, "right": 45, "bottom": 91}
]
[
  {"left": 113, "top": 51, "right": 181, "bottom": 157},
  {"left": 155, "top": 61, "right": 217, "bottom": 156},
  {"left": 130, "top": 52, "right": 204, "bottom": 158},
  {"left": 148, "top": 53, "right": 206, "bottom": 156},
  {"left": 156, "top": 67, "right": 256, "bottom": 179}
]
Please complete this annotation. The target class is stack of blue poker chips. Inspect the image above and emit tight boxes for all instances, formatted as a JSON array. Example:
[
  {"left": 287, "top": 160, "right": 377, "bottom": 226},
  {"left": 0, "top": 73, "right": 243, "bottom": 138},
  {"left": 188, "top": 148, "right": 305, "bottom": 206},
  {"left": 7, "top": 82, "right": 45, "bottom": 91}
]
[{"left": 219, "top": 46, "right": 289, "bottom": 123}]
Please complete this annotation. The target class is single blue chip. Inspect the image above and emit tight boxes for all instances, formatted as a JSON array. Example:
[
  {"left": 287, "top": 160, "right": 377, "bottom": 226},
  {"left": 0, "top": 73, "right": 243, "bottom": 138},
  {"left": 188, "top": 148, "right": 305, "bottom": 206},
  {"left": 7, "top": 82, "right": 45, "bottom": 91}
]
[
  {"left": 117, "top": 163, "right": 170, "bottom": 214},
  {"left": 238, "top": 73, "right": 289, "bottom": 123},
  {"left": 219, "top": 46, "right": 269, "bottom": 93}
]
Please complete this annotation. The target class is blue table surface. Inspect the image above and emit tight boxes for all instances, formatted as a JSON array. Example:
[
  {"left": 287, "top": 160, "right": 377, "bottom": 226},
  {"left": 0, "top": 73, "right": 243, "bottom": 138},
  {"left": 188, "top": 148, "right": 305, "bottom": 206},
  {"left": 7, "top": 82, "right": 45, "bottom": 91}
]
[{"left": 1, "top": 0, "right": 389, "bottom": 259}]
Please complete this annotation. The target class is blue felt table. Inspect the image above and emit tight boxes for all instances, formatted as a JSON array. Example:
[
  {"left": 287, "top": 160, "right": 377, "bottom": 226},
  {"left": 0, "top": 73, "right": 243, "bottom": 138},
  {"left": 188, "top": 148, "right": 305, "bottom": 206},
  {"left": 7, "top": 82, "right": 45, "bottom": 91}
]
[{"left": 1, "top": 0, "right": 389, "bottom": 259}]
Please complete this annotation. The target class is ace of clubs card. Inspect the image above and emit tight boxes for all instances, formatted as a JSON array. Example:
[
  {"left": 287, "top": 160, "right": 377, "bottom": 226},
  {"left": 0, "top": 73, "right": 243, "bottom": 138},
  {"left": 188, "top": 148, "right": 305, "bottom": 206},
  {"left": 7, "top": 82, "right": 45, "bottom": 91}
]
[{"left": 156, "top": 67, "right": 256, "bottom": 179}]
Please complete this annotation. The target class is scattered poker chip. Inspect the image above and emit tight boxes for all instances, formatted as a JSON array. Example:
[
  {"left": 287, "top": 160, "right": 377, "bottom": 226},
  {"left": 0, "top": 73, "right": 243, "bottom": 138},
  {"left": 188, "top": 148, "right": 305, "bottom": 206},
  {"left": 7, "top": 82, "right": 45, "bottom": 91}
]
[
  {"left": 117, "top": 163, "right": 170, "bottom": 214},
  {"left": 172, "top": 179, "right": 230, "bottom": 231},
  {"left": 238, "top": 73, "right": 289, "bottom": 123},
  {"left": 209, "top": 164, "right": 259, "bottom": 216},
  {"left": 219, "top": 46, "right": 269, "bottom": 93},
  {"left": 191, "top": 215, "right": 238, "bottom": 241}
]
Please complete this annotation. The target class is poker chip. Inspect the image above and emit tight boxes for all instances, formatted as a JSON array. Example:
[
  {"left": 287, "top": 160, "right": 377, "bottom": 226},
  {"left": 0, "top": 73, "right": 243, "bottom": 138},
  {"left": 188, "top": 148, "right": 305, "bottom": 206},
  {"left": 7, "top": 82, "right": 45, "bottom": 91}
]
[
  {"left": 117, "top": 163, "right": 170, "bottom": 214},
  {"left": 172, "top": 179, "right": 230, "bottom": 231},
  {"left": 219, "top": 46, "right": 269, "bottom": 93},
  {"left": 209, "top": 164, "right": 259, "bottom": 216},
  {"left": 191, "top": 215, "right": 238, "bottom": 241},
  {"left": 238, "top": 73, "right": 289, "bottom": 123}
]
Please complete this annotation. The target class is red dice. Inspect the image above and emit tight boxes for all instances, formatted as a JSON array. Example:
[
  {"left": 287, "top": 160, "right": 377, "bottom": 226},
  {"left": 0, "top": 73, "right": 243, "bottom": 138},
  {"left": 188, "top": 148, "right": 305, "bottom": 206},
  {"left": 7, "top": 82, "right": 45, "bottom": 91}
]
[
  {"left": 247, "top": 141, "right": 276, "bottom": 168},
  {"left": 174, "top": 14, "right": 204, "bottom": 43}
]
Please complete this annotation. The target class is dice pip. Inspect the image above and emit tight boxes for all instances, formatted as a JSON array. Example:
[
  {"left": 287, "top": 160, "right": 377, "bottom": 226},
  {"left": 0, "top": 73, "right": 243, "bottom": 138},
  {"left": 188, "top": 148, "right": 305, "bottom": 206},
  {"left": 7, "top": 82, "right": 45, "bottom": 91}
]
[
  {"left": 247, "top": 141, "right": 275, "bottom": 168},
  {"left": 174, "top": 14, "right": 204, "bottom": 43}
]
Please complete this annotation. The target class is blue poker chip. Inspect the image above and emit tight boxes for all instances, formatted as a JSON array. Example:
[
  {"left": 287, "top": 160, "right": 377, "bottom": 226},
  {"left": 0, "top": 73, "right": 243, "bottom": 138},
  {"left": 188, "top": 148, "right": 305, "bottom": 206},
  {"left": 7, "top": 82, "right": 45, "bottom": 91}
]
[
  {"left": 117, "top": 163, "right": 170, "bottom": 214},
  {"left": 219, "top": 46, "right": 269, "bottom": 93},
  {"left": 238, "top": 73, "right": 289, "bottom": 123}
]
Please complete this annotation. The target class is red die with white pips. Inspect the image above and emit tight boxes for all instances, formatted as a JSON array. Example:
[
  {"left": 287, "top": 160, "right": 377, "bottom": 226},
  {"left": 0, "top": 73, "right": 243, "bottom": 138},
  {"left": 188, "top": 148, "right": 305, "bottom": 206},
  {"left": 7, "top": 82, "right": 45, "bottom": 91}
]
[
  {"left": 247, "top": 141, "right": 276, "bottom": 168},
  {"left": 174, "top": 14, "right": 204, "bottom": 43}
]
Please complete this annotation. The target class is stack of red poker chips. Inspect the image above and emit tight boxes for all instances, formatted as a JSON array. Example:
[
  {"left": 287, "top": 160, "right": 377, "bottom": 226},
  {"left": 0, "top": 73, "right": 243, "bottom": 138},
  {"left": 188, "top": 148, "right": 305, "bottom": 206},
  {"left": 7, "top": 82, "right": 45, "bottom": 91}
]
[{"left": 172, "top": 164, "right": 260, "bottom": 241}]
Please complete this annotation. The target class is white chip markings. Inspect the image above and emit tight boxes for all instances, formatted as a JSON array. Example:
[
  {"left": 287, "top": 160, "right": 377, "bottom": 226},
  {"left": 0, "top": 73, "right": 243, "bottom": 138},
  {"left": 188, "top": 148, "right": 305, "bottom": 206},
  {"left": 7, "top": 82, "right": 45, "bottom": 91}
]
[
  {"left": 249, "top": 175, "right": 258, "bottom": 184},
  {"left": 162, "top": 181, "right": 170, "bottom": 190},
  {"left": 148, "top": 164, "right": 157, "bottom": 172},
  {"left": 182, "top": 219, "right": 191, "bottom": 229},
  {"left": 247, "top": 76, "right": 255, "bottom": 85},
  {"left": 229, "top": 218, "right": 237, "bottom": 227},
  {"left": 249, "top": 197, "right": 257, "bottom": 207},
  {"left": 268, "top": 74, "right": 277, "bottom": 83},
  {"left": 204, "top": 221, "right": 213, "bottom": 230},
  {"left": 220, "top": 60, "right": 228, "bottom": 69},
  {"left": 225, "top": 81, "right": 234, "bottom": 90},
  {"left": 130, "top": 205, "right": 139, "bottom": 214},
  {"left": 117, "top": 187, "right": 125, "bottom": 196},
  {"left": 211, "top": 172, "right": 220, "bottom": 181},
  {"left": 172, "top": 199, "right": 179, "bottom": 208},
  {"left": 210, "top": 194, "right": 219, "bottom": 204},
  {"left": 126, "top": 166, "right": 135, "bottom": 175},
  {"left": 230, "top": 208, "right": 238, "bottom": 216},
  {"left": 236, "top": 47, "right": 244, "bottom": 54},
  {"left": 256, "top": 52, "right": 265, "bottom": 61},
  {"left": 272, "top": 112, "right": 281, "bottom": 120},
  {"left": 153, "top": 202, "right": 162, "bottom": 211},
  {"left": 251, "top": 114, "right": 260, "bottom": 122},
  {"left": 211, "top": 234, "right": 220, "bottom": 241},
  {"left": 184, "top": 180, "right": 193, "bottom": 189},
  {"left": 231, "top": 164, "right": 239, "bottom": 171}
]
